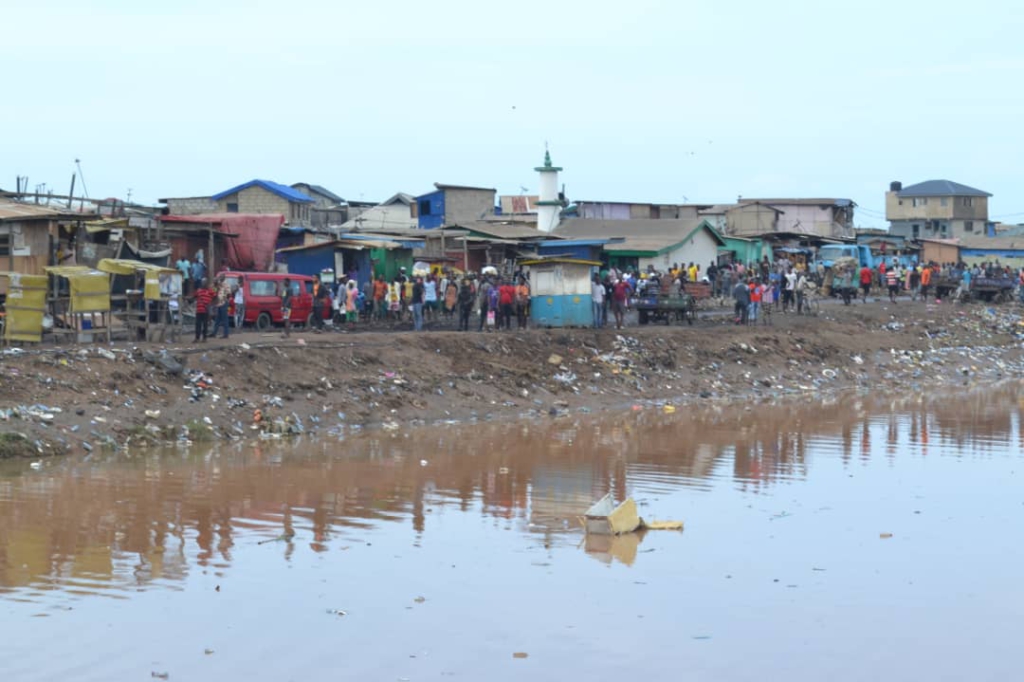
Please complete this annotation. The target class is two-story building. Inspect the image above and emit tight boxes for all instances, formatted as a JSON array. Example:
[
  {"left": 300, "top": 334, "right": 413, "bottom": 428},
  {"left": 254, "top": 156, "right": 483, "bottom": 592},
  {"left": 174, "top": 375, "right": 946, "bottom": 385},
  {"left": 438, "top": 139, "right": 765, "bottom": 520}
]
[
  {"left": 413, "top": 183, "right": 497, "bottom": 229},
  {"left": 885, "top": 180, "right": 991, "bottom": 240}
]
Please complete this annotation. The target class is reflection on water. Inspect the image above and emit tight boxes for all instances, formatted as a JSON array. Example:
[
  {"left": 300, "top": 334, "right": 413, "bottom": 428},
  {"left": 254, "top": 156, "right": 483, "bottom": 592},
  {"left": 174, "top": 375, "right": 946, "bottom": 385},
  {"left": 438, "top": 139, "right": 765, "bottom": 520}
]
[
  {"left": 1, "top": 384, "right": 1023, "bottom": 682},
  {"left": 2, "top": 385, "right": 1020, "bottom": 598}
]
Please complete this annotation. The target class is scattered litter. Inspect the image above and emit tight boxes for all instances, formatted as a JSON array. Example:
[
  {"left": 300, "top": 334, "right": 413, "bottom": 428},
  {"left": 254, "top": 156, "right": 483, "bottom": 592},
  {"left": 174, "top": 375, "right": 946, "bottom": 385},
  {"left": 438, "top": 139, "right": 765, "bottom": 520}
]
[
  {"left": 582, "top": 494, "right": 684, "bottom": 535},
  {"left": 547, "top": 354, "right": 563, "bottom": 365},
  {"left": 662, "top": 404, "right": 676, "bottom": 414},
  {"left": 144, "top": 410, "right": 161, "bottom": 419}
]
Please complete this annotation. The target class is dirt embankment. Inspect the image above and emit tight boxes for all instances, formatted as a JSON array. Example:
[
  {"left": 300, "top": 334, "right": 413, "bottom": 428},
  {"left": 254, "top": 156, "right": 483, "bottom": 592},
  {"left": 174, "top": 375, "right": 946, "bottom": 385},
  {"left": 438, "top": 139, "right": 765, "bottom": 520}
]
[{"left": 1, "top": 302, "right": 1022, "bottom": 457}]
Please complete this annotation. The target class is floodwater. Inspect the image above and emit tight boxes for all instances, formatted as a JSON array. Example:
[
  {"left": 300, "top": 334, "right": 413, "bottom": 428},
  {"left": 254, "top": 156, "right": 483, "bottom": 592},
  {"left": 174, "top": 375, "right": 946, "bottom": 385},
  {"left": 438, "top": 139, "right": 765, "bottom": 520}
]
[{"left": 2, "top": 387, "right": 1023, "bottom": 682}]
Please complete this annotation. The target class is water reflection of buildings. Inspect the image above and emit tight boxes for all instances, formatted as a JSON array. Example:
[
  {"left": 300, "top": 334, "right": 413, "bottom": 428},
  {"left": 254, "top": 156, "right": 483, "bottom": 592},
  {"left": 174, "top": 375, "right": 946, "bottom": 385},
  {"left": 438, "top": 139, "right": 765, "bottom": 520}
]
[{"left": 0, "top": 383, "right": 1019, "bottom": 597}]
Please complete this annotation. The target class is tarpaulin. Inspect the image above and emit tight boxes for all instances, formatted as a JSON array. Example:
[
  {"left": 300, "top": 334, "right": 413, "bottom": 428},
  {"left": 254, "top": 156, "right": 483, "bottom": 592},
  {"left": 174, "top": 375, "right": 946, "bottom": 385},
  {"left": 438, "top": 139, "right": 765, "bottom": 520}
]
[
  {"left": 0, "top": 272, "right": 47, "bottom": 343},
  {"left": 44, "top": 266, "right": 111, "bottom": 313},
  {"left": 161, "top": 213, "right": 285, "bottom": 271}
]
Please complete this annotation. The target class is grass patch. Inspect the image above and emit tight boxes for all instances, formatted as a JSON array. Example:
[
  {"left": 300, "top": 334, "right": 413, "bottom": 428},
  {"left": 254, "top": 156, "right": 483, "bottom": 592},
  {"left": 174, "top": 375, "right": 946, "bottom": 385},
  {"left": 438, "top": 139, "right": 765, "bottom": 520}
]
[{"left": 184, "top": 420, "right": 214, "bottom": 442}]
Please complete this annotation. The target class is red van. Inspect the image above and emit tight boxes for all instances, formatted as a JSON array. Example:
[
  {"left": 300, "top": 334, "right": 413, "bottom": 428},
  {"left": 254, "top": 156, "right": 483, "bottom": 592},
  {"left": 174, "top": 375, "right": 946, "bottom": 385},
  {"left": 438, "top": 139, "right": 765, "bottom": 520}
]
[{"left": 221, "top": 272, "right": 332, "bottom": 330}]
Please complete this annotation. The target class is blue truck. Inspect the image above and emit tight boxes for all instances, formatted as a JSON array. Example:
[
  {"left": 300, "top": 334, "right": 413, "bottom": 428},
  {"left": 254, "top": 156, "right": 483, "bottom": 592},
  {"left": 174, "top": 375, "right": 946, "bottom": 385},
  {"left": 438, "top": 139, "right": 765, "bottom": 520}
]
[{"left": 817, "top": 244, "right": 917, "bottom": 271}]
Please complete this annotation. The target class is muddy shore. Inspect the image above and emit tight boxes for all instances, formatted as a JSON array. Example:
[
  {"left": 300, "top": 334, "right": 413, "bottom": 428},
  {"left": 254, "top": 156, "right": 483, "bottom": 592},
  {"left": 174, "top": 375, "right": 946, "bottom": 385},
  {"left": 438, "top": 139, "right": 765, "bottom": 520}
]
[{"left": 1, "top": 301, "right": 1022, "bottom": 457}]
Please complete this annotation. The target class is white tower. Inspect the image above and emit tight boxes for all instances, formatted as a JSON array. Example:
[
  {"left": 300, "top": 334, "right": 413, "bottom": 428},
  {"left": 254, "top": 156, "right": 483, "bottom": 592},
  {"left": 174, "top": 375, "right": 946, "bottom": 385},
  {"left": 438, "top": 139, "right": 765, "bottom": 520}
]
[{"left": 535, "top": 150, "right": 563, "bottom": 233}]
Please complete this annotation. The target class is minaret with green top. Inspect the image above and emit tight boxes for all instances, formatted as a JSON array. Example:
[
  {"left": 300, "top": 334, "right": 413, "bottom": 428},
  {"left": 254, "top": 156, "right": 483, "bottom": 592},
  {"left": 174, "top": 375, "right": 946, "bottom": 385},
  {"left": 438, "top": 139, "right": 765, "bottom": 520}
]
[{"left": 535, "top": 149, "right": 563, "bottom": 233}]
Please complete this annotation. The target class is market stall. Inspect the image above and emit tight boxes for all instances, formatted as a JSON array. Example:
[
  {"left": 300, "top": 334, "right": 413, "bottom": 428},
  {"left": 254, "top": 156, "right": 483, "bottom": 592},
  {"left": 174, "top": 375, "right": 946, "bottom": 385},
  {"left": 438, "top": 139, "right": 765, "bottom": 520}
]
[
  {"left": 0, "top": 272, "right": 48, "bottom": 345},
  {"left": 97, "top": 258, "right": 183, "bottom": 342},
  {"left": 43, "top": 265, "right": 113, "bottom": 344}
]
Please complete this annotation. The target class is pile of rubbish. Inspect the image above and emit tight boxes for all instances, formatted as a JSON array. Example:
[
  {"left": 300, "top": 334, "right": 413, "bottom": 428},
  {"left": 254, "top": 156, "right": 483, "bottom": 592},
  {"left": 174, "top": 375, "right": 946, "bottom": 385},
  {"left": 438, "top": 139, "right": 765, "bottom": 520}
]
[{"left": 582, "top": 493, "right": 684, "bottom": 535}]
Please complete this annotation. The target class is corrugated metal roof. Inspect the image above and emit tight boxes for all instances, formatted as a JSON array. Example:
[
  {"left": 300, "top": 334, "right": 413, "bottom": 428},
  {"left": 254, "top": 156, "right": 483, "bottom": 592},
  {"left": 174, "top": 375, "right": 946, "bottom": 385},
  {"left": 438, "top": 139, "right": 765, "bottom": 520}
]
[
  {"left": 896, "top": 180, "right": 991, "bottom": 198},
  {"left": 292, "top": 183, "right": 344, "bottom": 203},
  {"left": 958, "top": 235, "right": 1024, "bottom": 250},
  {"left": 212, "top": 180, "right": 315, "bottom": 203},
  {"left": 0, "top": 201, "right": 87, "bottom": 221},
  {"left": 458, "top": 222, "right": 547, "bottom": 240},
  {"left": 739, "top": 198, "right": 855, "bottom": 207}
]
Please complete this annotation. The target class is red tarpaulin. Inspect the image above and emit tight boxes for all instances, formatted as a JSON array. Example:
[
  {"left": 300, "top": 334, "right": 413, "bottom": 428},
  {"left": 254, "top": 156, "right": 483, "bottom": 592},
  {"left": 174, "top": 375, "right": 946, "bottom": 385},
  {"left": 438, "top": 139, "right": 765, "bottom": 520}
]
[{"left": 160, "top": 213, "right": 285, "bottom": 271}]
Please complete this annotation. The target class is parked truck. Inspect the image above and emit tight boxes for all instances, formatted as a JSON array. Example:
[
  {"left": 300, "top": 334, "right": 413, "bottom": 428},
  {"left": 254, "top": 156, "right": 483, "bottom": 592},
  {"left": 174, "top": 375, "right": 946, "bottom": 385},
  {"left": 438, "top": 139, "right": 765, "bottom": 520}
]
[{"left": 817, "top": 244, "right": 917, "bottom": 272}]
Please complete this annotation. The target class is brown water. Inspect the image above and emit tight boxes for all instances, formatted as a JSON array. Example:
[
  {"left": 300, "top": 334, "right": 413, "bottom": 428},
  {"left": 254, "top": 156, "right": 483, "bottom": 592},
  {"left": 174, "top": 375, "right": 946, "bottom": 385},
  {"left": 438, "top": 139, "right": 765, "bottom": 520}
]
[{"left": 2, "top": 386, "right": 1023, "bottom": 681}]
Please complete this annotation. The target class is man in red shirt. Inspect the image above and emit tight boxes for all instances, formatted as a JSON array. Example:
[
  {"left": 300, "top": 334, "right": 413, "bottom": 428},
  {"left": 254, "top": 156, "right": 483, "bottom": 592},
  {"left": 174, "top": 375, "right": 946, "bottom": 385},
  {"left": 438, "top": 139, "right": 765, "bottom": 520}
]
[
  {"left": 498, "top": 279, "right": 516, "bottom": 330},
  {"left": 192, "top": 278, "right": 214, "bottom": 342},
  {"left": 612, "top": 278, "right": 630, "bottom": 330},
  {"left": 859, "top": 265, "right": 872, "bottom": 303}
]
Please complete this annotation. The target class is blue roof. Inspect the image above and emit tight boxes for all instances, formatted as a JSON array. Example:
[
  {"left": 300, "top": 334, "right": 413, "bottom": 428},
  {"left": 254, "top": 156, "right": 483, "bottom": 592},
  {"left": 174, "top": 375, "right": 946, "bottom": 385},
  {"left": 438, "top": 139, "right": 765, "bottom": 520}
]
[
  {"left": 212, "top": 179, "right": 315, "bottom": 204},
  {"left": 537, "top": 238, "right": 620, "bottom": 247}
]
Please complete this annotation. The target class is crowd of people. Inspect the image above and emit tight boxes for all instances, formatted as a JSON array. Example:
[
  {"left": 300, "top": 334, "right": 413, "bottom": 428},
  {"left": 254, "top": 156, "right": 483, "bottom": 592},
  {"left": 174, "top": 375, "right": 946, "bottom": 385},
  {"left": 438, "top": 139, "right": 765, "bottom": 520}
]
[{"left": 175, "top": 250, "right": 1024, "bottom": 342}]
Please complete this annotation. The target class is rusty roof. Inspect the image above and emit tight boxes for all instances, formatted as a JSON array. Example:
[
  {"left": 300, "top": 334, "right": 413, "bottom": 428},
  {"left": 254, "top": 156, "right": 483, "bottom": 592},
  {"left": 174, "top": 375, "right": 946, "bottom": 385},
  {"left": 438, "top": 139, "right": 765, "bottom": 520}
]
[{"left": 0, "top": 201, "right": 92, "bottom": 221}]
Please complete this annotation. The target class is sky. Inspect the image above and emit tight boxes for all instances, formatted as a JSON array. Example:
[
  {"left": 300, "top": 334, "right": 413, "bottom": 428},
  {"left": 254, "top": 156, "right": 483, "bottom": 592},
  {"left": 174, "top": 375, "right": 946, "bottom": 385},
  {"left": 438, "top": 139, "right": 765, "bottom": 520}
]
[{"left": 2, "top": 0, "right": 1023, "bottom": 227}]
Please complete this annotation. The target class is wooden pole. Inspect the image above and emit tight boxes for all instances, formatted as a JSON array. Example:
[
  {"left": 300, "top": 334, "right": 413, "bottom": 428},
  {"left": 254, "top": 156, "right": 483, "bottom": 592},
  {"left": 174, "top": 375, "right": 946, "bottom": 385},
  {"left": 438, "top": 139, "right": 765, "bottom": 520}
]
[
  {"left": 207, "top": 225, "right": 215, "bottom": 279},
  {"left": 462, "top": 238, "right": 468, "bottom": 272}
]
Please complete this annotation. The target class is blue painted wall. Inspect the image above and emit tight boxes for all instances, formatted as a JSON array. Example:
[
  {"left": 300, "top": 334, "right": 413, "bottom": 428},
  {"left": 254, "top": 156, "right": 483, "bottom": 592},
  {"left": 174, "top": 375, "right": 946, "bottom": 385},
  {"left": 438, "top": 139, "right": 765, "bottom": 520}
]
[
  {"left": 282, "top": 244, "right": 334, "bottom": 277},
  {"left": 531, "top": 294, "right": 594, "bottom": 328},
  {"left": 416, "top": 190, "right": 445, "bottom": 229}
]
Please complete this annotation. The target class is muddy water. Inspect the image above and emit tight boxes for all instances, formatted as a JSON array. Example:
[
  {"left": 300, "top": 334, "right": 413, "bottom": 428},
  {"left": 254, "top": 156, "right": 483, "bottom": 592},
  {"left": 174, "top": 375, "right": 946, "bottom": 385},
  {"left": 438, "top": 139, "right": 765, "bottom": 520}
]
[{"left": 2, "top": 386, "right": 1023, "bottom": 682}]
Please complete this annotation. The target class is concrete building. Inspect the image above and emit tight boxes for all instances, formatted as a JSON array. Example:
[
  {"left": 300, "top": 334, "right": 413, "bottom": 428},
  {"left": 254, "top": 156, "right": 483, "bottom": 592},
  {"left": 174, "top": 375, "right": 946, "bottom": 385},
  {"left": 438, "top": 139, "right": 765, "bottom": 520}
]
[
  {"left": 727, "top": 198, "right": 855, "bottom": 238},
  {"left": 413, "top": 183, "right": 497, "bottom": 229},
  {"left": 885, "top": 180, "right": 992, "bottom": 240},
  {"left": 212, "top": 180, "right": 315, "bottom": 226}
]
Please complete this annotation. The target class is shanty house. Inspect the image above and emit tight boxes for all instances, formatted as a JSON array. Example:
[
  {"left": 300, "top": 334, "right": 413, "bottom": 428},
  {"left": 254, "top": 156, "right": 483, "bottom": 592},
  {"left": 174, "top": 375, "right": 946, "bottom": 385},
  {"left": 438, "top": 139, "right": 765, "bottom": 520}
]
[
  {"left": 0, "top": 201, "right": 95, "bottom": 277},
  {"left": 520, "top": 258, "right": 600, "bottom": 328},
  {"left": 291, "top": 183, "right": 347, "bottom": 229},
  {"left": 554, "top": 218, "right": 724, "bottom": 272}
]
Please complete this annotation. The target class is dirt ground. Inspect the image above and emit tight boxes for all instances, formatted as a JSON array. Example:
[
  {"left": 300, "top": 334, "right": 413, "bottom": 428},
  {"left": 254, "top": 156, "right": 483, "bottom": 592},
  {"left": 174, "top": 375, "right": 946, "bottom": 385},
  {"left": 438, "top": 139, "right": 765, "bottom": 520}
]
[{"left": 2, "top": 298, "right": 1023, "bottom": 457}]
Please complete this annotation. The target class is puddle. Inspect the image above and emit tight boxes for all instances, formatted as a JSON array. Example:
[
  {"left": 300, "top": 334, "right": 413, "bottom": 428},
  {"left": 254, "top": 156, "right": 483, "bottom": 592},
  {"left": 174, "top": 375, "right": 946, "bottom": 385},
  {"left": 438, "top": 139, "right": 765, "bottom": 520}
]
[{"left": 1, "top": 384, "right": 1022, "bottom": 681}]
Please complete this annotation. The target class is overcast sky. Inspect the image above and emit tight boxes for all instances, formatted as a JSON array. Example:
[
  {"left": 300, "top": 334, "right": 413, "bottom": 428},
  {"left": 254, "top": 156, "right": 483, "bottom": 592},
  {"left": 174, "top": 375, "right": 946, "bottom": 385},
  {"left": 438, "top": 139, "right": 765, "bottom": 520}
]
[{"left": 2, "top": 0, "right": 1022, "bottom": 226}]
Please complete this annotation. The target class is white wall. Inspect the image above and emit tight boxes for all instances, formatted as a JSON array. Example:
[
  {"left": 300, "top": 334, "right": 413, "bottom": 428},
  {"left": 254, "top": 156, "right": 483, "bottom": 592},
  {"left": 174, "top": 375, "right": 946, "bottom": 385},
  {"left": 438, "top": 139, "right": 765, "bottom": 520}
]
[{"left": 638, "top": 229, "right": 720, "bottom": 273}]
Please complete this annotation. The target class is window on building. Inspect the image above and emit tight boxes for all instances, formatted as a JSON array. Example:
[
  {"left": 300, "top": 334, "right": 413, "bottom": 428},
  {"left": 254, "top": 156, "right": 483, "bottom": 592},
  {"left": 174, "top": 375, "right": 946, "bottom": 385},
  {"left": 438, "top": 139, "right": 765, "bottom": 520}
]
[
  {"left": 964, "top": 221, "right": 974, "bottom": 232},
  {"left": 962, "top": 197, "right": 974, "bottom": 207},
  {"left": 940, "top": 224, "right": 948, "bottom": 234},
  {"left": 226, "top": 202, "right": 239, "bottom": 213},
  {"left": 419, "top": 200, "right": 432, "bottom": 216},
  {"left": 912, "top": 224, "right": 920, "bottom": 238},
  {"left": 912, "top": 197, "right": 928, "bottom": 207},
  {"left": 940, "top": 198, "right": 948, "bottom": 207},
  {"left": 0, "top": 232, "right": 9, "bottom": 256}
]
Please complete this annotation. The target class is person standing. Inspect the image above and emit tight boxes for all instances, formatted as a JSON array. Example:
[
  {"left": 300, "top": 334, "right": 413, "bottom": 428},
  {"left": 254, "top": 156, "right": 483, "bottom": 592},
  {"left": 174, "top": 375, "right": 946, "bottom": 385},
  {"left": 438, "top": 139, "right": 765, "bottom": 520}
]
[
  {"left": 211, "top": 275, "right": 232, "bottom": 339},
  {"left": 372, "top": 274, "right": 388, "bottom": 321},
  {"left": 920, "top": 263, "right": 932, "bottom": 301},
  {"left": 748, "top": 278, "right": 762, "bottom": 324},
  {"left": 783, "top": 267, "right": 797, "bottom": 313},
  {"left": 515, "top": 276, "right": 530, "bottom": 329},
  {"left": 444, "top": 276, "right": 459, "bottom": 321},
  {"left": 177, "top": 256, "right": 191, "bottom": 295},
  {"left": 909, "top": 266, "right": 921, "bottom": 302},
  {"left": 345, "top": 279, "right": 359, "bottom": 325},
  {"left": 311, "top": 275, "right": 327, "bottom": 331},
  {"left": 498, "top": 278, "right": 515, "bottom": 330},
  {"left": 732, "top": 278, "right": 749, "bottom": 325},
  {"left": 191, "top": 257, "right": 206, "bottom": 293},
  {"left": 280, "top": 278, "right": 293, "bottom": 338},
  {"left": 192, "top": 278, "right": 213, "bottom": 342},
  {"left": 857, "top": 264, "right": 871, "bottom": 303},
  {"left": 477, "top": 276, "right": 493, "bottom": 332},
  {"left": 233, "top": 275, "right": 246, "bottom": 329},
  {"left": 886, "top": 265, "right": 899, "bottom": 303},
  {"left": 457, "top": 277, "right": 475, "bottom": 331},
  {"left": 591, "top": 274, "right": 605, "bottom": 328},
  {"left": 796, "top": 270, "right": 809, "bottom": 314},
  {"left": 611, "top": 277, "right": 629, "bottom": 330},
  {"left": 412, "top": 276, "right": 425, "bottom": 331},
  {"left": 423, "top": 274, "right": 438, "bottom": 322}
]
